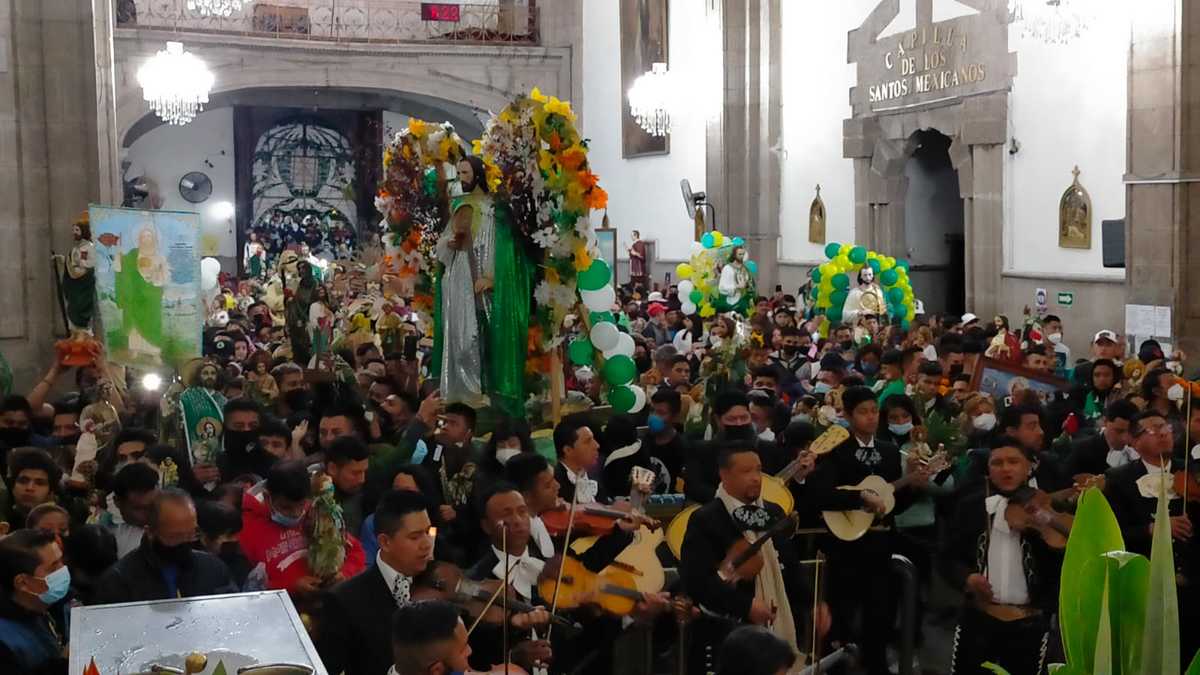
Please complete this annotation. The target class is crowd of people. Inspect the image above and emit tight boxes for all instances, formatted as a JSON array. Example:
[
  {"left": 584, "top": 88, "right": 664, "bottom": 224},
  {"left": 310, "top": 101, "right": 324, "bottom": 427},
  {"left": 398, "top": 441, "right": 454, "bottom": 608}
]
[{"left": 0, "top": 269, "right": 1197, "bottom": 675}]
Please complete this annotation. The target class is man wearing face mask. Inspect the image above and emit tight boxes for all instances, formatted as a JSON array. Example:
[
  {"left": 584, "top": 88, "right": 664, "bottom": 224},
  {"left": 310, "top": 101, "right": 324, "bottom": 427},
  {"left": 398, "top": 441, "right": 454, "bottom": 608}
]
[
  {"left": 684, "top": 391, "right": 785, "bottom": 503},
  {"left": 196, "top": 500, "right": 253, "bottom": 590},
  {"left": 0, "top": 396, "right": 51, "bottom": 469},
  {"left": 48, "top": 400, "right": 81, "bottom": 447},
  {"left": 241, "top": 460, "right": 366, "bottom": 597},
  {"left": 1064, "top": 400, "right": 1138, "bottom": 478},
  {"left": 220, "top": 399, "right": 273, "bottom": 479},
  {"left": 645, "top": 388, "right": 688, "bottom": 485},
  {"left": 1041, "top": 314, "right": 1071, "bottom": 378},
  {"left": 93, "top": 489, "right": 236, "bottom": 604},
  {"left": 0, "top": 528, "right": 71, "bottom": 673},
  {"left": 272, "top": 362, "right": 311, "bottom": 420}
]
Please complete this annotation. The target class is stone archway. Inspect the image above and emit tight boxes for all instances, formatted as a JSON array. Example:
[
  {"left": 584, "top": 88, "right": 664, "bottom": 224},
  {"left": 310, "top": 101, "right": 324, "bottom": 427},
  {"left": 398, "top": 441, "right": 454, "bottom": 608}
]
[{"left": 844, "top": 92, "right": 1007, "bottom": 315}]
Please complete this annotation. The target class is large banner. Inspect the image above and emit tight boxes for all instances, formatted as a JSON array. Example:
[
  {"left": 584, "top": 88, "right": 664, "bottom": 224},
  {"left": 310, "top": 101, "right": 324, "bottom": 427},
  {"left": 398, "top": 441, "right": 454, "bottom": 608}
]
[{"left": 90, "top": 205, "right": 202, "bottom": 370}]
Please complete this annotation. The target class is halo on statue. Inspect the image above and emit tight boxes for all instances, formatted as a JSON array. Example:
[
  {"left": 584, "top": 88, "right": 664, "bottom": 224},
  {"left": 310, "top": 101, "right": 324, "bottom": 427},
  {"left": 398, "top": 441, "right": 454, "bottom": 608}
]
[{"left": 810, "top": 242, "right": 919, "bottom": 333}]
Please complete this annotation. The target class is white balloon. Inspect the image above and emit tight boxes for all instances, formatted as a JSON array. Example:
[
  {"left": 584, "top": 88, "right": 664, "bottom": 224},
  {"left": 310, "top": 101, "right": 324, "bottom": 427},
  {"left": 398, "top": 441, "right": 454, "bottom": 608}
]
[
  {"left": 691, "top": 241, "right": 705, "bottom": 255},
  {"left": 604, "top": 332, "right": 635, "bottom": 359},
  {"left": 201, "top": 257, "right": 221, "bottom": 283},
  {"left": 590, "top": 321, "right": 620, "bottom": 351},
  {"left": 629, "top": 384, "right": 647, "bottom": 413},
  {"left": 681, "top": 302, "right": 697, "bottom": 315},
  {"left": 580, "top": 285, "right": 615, "bottom": 313},
  {"left": 678, "top": 280, "right": 694, "bottom": 296}
]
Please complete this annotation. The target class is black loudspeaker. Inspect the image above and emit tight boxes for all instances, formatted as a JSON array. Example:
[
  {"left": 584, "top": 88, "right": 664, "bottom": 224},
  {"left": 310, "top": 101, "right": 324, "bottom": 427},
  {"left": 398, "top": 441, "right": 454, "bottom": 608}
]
[{"left": 1102, "top": 219, "right": 1125, "bottom": 268}]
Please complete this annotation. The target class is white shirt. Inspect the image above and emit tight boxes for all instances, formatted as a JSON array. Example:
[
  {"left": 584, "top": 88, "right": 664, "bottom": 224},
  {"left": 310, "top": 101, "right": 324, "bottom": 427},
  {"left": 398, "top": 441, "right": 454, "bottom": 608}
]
[
  {"left": 1106, "top": 445, "right": 1139, "bottom": 469},
  {"left": 529, "top": 515, "right": 555, "bottom": 559},
  {"left": 563, "top": 464, "right": 598, "bottom": 504},
  {"left": 984, "top": 495, "right": 1030, "bottom": 605},
  {"left": 491, "top": 545, "right": 545, "bottom": 601}
]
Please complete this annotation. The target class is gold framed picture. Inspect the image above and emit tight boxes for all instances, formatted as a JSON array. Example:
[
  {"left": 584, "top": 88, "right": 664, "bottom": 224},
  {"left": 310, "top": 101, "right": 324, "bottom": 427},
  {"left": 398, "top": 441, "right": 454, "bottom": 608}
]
[
  {"left": 809, "top": 184, "right": 826, "bottom": 244},
  {"left": 1059, "top": 165, "right": 1092, "bottom": 249}
]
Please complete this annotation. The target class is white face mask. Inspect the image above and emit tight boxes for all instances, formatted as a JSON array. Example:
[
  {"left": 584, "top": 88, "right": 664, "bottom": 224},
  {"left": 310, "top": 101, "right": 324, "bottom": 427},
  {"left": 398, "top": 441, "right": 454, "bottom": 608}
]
[
  {"left": 1048, "top": 333, "right": 1063, "bottom": 345},
  {"left": 495, "top": 445, "right": 522, "bottom": 465},
  {"left": 758, "top": 428, "right": 776, "bottom": 442},
  {"left": 1168, "top": 382, "right": 1186, "bottom": 402},
  {"left": 972, "top": 412, "right": 997, "bottom": 431}
]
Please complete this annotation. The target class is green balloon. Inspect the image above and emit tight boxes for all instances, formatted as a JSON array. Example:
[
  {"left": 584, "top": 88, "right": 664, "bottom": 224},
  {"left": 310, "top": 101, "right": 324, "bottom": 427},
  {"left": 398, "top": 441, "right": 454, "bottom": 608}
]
[
  {"left": 888, "top": 287, "right": 905, "bottom": 304},
  {"left": 603, "top": 355, "right": 637, "bottom": 385},
  {"left": 578, "top": 259, "right": 612, "bottom": 291},
  {"left": 810, "top": 287, "right": 819, "bottom": 300},
  {"left": 868, "top": 259, "right": 881, "bottom": 274},
  {"left": 824, "top": 242, "right": 842, "bottom": 260},
  {"left": 897, "top": 259, "right": 910, "bottom": 272},
  {"left": 609, "top": 385, "right": 636, "bottom": 413},
  {"left": 900, "top": 319, "right": 911, "bottom": 330},
  {"left": 689, "top": 290, "right": 704, "bottom": 304},
  {"left": 830, "top": 289, "right": 848, "bottom": 307},
  {"left": 849, "top": 246, "right": 867, "bottom": 265},
  {"left": 827, "top": 307, "right": 843, "bottom": 324},
  {"left": 811, "top": 268, "right": 822, "bottom": 283},
  {"left": 568, "top": 338, "right": 594, "bottom": 366},
  {"left": 589, "top": 311, "right": 616, "bottom": 325},
  {"left": 831, "top": 273, "right": 850, "bottom": 290},
  {"left": 880, "top": 269, "right": 899, "bottom": 286}
]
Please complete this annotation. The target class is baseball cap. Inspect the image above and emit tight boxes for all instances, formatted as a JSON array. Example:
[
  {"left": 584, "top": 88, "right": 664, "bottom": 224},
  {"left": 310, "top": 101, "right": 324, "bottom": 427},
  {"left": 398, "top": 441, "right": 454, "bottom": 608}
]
[
  {"left": 1093, "top": 329, "right": 1118, "bottom": 344},
  {"left": 961, "top": 313, "right": 979, "bottom": 326},
  {"left": 647, "top": 291, "right": 665, "bottom": 303}
]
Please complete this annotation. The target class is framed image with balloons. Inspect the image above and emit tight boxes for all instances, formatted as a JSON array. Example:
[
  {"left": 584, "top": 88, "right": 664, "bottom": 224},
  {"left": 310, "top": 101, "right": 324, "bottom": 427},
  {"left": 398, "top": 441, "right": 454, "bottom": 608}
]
[
  {"left": 90, "top": 204, "right": 204, "bottom": 370},
  {"left": 809, "top": 242, "right": 918, "bottom": 334}
]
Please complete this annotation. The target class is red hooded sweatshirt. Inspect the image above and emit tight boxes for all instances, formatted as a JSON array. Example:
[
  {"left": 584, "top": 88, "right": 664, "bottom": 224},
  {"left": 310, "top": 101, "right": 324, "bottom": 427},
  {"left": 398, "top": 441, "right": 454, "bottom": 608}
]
[{"left": 239, "top": 489, "right": 365, "bottom": 594}]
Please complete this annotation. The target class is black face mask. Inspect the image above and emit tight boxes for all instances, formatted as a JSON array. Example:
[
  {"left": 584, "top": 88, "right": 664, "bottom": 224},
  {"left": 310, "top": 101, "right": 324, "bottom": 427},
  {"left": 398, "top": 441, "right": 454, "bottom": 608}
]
[
  {"left": 719, "top": 424, "right": 757, "bottom": 441},
  {"left": 840, "top": 340, "right": 854, "bottom": 351},
  {"left": 152, "top": 538, "right": 194, "bottom": 567},
  {"left": 224, "top": 430, "right": 258, "bottom": 455},
  {"left": 949, "top": 364, "right": 965, "bottom": 378},
  {"left": 0, "top": 428, "right": 31, "bottom": 448},
  {"left": 284, "top": 389, "right": 311, "bottom": 411},
  {"left": 782, "top": 346, "right": 798, "bottom": 356}
]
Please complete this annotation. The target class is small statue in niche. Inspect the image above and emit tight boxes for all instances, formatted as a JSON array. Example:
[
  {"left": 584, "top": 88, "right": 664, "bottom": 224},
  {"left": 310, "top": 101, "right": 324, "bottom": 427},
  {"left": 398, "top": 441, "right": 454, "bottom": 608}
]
[{"left": 809, "top": 184, "right": 826, "bottom": 244}]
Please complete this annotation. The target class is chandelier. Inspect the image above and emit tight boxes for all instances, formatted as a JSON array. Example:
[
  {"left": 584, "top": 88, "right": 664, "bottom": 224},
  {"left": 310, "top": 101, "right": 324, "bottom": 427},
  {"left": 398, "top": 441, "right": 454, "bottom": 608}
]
[
  {"left": 186, "top": 0, "right": 247, "bottom": 17},
  {"left": 628, "top": 62, "right": 676, "bottom": 137},
  {"left": 1008, "top": 0, "right": 1090, "bottom": 45},
  {"left": 137, "top": 42, "right": 215, "bottom": 126}
]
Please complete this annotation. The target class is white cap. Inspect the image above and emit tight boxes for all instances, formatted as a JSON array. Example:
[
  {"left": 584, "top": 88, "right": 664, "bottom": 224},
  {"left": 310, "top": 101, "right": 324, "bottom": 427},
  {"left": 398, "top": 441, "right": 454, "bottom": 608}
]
[
  {"left": 1093, "top": 329, "right": 1118, "bottom": 344},
  {"left": 647, "top": 291, "right": 665, "bottom": 303},
  {"left": 961, "top": 312, "right": 979, "bottom": 325}
]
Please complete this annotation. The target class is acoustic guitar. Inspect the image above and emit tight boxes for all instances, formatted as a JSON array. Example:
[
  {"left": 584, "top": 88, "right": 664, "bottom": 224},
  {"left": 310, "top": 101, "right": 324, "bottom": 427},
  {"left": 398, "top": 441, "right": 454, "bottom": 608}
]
[
  {"left": 820, "top": 452, "right": 950, "bottom": 541},
  {"left": 761, "top": 426, "right": 850, "bottom": 514},
  {"left": 567, "top": 467, "right": 665, "bottom": 593}
]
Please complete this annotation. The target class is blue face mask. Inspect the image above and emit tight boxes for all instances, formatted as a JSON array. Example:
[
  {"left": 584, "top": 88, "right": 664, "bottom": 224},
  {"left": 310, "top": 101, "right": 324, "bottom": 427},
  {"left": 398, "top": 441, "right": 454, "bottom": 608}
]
[
  {"left": 270, "top": 508, "right": 305, "bottom": 529},
  {"left": 861, "top": 363, "right": 879, "bottom": 376},
  {"left": 889, "top": 422, "right": 914, "bottom": 436},
  {"left": 793, "top": 414, "right": 812, "bottom": 424},
  {"left": 834, "top": 418, "right": 850, "bottom": 429},
  {"left": 37, "top": 566, "right": 71, "bottom": 605},
  {"left": 647, "top": 414, "right": 667, "bottom": 434},
  {"left": 813, "top": 382, "right": 833, "bottom": 395}
]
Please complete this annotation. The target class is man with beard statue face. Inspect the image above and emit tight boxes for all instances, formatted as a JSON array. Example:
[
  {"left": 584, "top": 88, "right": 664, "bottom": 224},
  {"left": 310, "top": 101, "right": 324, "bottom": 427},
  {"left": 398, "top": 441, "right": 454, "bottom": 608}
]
[{"left": 430, "top": 155, "right": 531, "bottom": 418}]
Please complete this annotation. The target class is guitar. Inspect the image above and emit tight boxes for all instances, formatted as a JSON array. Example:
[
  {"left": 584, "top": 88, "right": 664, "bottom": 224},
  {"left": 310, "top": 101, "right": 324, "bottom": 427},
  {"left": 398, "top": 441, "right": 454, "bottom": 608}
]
[
  {"left": 568, "top": 466, "right": 665, "bottom": 593},
  {"left": 762, "top": 426, "right": 849, "bottom": 514},
  {"left": 821, "top": 452, "right": 950, "bottom": 541}
]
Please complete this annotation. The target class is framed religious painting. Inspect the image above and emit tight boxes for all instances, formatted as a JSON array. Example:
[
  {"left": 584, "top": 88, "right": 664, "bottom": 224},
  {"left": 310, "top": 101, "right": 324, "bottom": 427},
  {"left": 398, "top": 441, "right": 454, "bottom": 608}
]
[
  {"left": 595, "top": 227, "right": 618, "bottom": 268},
  {"left": 1058, "top": 165, "right": 1092, "bottom": 249},
  {"left": 619, "top": 0, "right": 670, "bottom": 158},
  {"left": 969, "top": 357, "right": 1069, "bottom": 409}
]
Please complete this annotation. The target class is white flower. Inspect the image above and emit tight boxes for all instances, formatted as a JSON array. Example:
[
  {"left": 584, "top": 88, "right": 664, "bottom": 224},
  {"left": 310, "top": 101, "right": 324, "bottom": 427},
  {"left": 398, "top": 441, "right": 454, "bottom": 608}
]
[
  {"left": 374, "top": 195, "right": 390, "bottom": 215},
  {"left": 534, "top": 280, "right": 553, "bottom": 306},
  {"left": 532, "top": 228, "right": 559, "bottom": 249}
]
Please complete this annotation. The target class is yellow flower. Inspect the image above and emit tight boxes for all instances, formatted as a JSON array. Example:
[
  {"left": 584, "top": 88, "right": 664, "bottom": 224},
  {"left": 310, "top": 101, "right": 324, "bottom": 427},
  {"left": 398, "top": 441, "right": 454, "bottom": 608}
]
[
  {"left": 538, "top": 149, "right": 555, "bottom": 173},
  {"left": 472, "top": 139, "right": 483, "bottom": 155},
  {"left": 546, "top": 268, "right": 560, "bottom": 284},
  {"left": 530, "top": 87, "right": 547, "bottom": 103},
  {"left": 438, "top": 137, "right": 455, "bottom": 161},
  {"left": 545, "top": 97, "right": 576, "bottom": 122},
  {"left": 573, "top": 244, "right": 592, "bottom": 271},
  {"left": 408, "top": 118, "right": 428, "bottom": 137},
  {"left": 699, "top": 304, "right": 716, "bottom": 318}
]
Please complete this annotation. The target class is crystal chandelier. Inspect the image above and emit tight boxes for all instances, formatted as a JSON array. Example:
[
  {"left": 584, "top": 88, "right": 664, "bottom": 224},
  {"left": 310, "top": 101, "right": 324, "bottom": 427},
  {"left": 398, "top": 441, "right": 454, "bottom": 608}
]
[
  {"left": 1008, "top": 0, "right": 1091, "bottom": 45},
  {"left": 628, "top": 62, "right": 676, "bottom": 137},
  {"left": 186, "top": 0, "right": 247, "bottom": 17},
  {"left": 137, "top": 42, "right": 215, "bottom": 126}
]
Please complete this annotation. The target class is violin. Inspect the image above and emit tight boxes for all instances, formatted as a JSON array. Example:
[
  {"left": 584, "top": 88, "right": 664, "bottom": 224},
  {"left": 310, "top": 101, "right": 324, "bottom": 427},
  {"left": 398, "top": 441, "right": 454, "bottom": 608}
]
[
  {"left": 412, "top": 560, "right": 581, "bottom": 636},
  {"left": 1174, "top": 467, "right": 1200, "bottom": 504},
  {"left": 541, "top": 467, "right": 661, "bottom": 537},
  {"left": 719, "top": 512, "right": 800, "bottom": 585},
  {"left": 536, "top": 555, "right": 646, "bottom": 616},
  {"left": 1003, "top": 487, "right": 1074, "bottom": 549}
]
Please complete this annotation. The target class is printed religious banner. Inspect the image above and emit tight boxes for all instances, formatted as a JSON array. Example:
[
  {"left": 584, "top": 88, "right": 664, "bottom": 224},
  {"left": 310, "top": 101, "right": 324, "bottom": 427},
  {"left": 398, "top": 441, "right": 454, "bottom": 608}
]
[{"left": 91, "top": 205, "right": 203, "bottom": 369}]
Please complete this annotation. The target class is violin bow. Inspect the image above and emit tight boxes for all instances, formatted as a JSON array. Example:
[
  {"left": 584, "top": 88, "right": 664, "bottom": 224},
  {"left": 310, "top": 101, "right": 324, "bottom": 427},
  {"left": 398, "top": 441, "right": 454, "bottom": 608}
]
[
  {"left": 546, "top": 487, "right": 580, "bottom": 641},
  {"left": 811, "top": 552, "right": 825, "bottom": 675},
  {"left": 465, "top": 576, "right": 511, "bottom": 637},
  {"left": 503, "top": 522, "right": 510, "bottom": 675}
]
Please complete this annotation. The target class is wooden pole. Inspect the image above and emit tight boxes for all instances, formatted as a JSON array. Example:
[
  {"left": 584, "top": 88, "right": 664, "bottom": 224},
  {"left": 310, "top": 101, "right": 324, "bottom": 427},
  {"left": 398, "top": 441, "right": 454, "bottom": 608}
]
[{"left": 550, "top": 347, "right": 564, "bottom": 424}]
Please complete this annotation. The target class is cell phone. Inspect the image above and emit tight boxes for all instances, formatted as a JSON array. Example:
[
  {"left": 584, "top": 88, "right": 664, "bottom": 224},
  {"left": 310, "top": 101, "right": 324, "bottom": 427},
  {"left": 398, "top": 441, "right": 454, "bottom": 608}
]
[
  {"left": 404, "top": 335, "right": 419, "bottom": 361},
  {"left": 775, "top": 284, "right": 783, "bottom": 293}
]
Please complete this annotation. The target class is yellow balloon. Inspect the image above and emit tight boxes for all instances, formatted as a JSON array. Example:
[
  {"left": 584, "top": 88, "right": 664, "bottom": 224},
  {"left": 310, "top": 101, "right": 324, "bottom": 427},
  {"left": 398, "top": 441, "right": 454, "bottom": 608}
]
[
  {"left": 839, "top": 243, "right": 852, "bottom": 256},
  {"left": 676, "top": 263, "right": 693, "bottom": 279},
  {"left": 713, "top": 231, "right": 724, "bottom": 246},
  {"left": 867, "top": 251, "right": 878, "bottom": 259}
]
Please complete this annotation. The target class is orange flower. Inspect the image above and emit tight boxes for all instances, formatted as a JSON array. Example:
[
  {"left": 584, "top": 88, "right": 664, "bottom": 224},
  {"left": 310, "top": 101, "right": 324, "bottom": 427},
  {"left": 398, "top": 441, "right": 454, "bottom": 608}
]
[
  {"left": 560, "top": 146, "right": 587, "bottom": 171},
  {"left": 546, "top": 268, "right": 560, "bottom": 284},
  {"left": 573, "top": 245, "right": 592, "bottom": 272},
  {"left": 584, "top": 186, "right": 608, "bottom": 210},
  {"left": 527, "top": 325, "right": 544, "bottom": 354},
  {"left": 578, "top": 171, "right": 599, "bottom": 190},
  {"left": 548, "top": 132, "right": 563, "bottom": 152}
]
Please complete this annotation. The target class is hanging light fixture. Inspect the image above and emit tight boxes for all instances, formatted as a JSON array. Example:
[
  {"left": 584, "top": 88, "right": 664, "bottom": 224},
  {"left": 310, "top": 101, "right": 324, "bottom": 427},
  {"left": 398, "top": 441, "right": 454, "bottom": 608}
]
[
  {"left": 186, "top": 0, "right": 247, "bottom": 17},
  {"left": 137, "top": 42, "right": 214, "bottom": 126},
  {"left": 1008, "top": 0, "right": 1091, "bottom": 45},
  {"left": 628, "top": 62, "right": 676, "bottom": 137}
]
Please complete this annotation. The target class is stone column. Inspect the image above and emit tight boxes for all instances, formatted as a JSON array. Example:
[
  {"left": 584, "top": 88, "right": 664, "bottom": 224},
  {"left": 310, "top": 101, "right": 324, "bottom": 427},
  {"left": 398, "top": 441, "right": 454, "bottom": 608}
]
[
  {"left": 705, "top": 0, "right": 782, "bottom": 289},
  {"left": 1125, "top": 0, "right": 1200, "bottom": 353},
  {"left": 0, "top": 0, "right": 106, "bottom": 387}
]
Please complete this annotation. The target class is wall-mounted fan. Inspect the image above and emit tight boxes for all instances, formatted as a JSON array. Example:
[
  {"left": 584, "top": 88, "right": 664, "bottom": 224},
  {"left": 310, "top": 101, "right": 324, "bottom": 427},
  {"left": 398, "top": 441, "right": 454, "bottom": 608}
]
[
  {"left": 680, "top": 178, "right": 715, "bottom": 238},
  {"left": 179, "top": 171, "right": 213, "bottom": 203}
]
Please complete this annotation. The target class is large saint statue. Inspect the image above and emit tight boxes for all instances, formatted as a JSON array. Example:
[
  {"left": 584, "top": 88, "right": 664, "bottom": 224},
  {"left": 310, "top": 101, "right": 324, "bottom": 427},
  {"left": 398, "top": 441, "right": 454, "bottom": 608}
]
[
  {"left": 432, "top": 156, "right": 530, "bottom": 416},
  {"left": 114, "top": 223, "right": 170, "bottom": 361},
  {"left": 844, "top": 266, "right": 886, "bottom": 322}
]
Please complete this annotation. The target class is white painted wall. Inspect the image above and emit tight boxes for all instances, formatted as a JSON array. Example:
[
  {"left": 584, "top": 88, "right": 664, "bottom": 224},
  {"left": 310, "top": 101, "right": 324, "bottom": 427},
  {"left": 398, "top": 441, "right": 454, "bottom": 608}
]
[
  {"left": 774, "top": 0, "right": 1130, "bottom": 279},
  {"left": 126, "top": 107, "right": 237, "bottom": 260},
  {"left": 579, "top": 0, "right": 710, "bottom": 263}
]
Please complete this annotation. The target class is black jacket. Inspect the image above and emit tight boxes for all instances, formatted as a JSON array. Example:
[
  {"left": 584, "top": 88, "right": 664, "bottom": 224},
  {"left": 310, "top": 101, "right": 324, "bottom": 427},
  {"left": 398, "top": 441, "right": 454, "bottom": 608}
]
[
  {"left": 680, "top": 498, "right": 811, "bottom": 624},
  {"left": 941, "top": 487, "right": 1064, "bottom": 612},
  {"left": 555, "top": 461, "right": 610, "bottom": 505},
  {"left": 92, "top": 538, "right": 237, "bottom": 605},
  {"left": 807, "top": 435, "right": 912, "bottom": 557},
  {"left": 315, "top": 565, "right": 395, "bottom": 675},
  {"left": 684, "top": 439, "right": 788, "bottom": 504},
  {"left": 1063, "top": 433, "right": 1115, "bottom": 479},
  {"left": 1104, "top": 460, "right": 1199, "bottom": 566}
]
